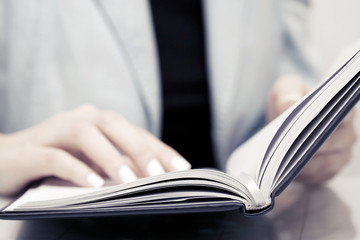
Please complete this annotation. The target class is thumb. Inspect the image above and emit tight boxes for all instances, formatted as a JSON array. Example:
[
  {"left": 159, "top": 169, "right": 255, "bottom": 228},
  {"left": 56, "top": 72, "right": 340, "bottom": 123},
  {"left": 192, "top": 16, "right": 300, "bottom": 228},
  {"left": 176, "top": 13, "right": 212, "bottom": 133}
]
[{"left": 267, "top": 75, "right": 308, "bottom": 121}]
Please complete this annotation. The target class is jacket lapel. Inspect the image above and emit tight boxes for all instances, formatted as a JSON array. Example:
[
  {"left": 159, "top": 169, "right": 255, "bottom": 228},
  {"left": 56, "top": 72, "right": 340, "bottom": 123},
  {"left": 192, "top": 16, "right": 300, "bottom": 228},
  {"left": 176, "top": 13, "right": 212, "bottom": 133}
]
[
  {"left": 93, "top": 0, "right": 161, "bottom": 135},
  {"left": 203, "top": 0, "right": 247, "bottom": 167}
]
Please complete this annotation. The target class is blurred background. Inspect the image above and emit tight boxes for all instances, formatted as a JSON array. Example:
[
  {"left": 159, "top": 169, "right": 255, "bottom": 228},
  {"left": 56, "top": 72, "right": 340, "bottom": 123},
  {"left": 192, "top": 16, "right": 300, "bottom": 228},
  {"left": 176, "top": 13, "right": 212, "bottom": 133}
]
[{"left": 308, "top": 0, "right": 360, "bottom": 177}]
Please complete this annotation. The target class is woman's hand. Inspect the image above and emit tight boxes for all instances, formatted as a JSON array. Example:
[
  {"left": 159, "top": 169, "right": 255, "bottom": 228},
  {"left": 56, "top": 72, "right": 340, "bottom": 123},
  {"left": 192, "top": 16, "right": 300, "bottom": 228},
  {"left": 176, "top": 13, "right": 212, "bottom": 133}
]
[
  {"left": 0, "top": 105, "right": 191, "bottom": 195},
  {"left": 267, "top": 76, "right": 357, "bottom": 185}
]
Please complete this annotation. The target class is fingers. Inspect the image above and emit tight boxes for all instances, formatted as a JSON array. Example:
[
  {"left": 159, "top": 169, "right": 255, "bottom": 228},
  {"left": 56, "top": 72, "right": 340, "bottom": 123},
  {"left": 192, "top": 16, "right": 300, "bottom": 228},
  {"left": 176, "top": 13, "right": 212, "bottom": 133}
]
[
  {"left": 69, "top": 122, "right": 139, "bottom": 184},
  {"left": 35, "top": 147, "right": 105, "bottom": 188},
  {"left": 341, "top": 107, "right": 356, "bottom": 124},
  {"left": 3, "top": 105, "right": 192, "bottom": 193},
  {"left": 267, "top": 75, "right": 308, "bottom": 121},
  {"left": 268, "top": 77, "right": 357, "bottom": 185},
  {"left": 296, "top": 150, "right": 352, "bottom": 185},
  {"left": 97, "top": 111, "right": 191, "bottom": 177},
  {"left": 297, "top": 109, "right": 357, "bottom": 185},
  {"left": 44, "top": 106, "right": 191, "bottom": 184},
  {"left": 317, "top": 112, "right": 357, "bottom": 154}
]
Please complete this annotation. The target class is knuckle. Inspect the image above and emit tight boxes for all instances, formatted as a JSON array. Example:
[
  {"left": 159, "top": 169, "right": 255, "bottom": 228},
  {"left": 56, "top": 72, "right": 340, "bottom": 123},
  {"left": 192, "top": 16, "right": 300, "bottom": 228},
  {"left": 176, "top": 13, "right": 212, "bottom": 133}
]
[
  {"left": 100, "top": 111, "right": 125, "bottom": 125},
  {"left": 75, "top": 104, "right": 100, "bottom": 120},
  {"left": 71, "top": 122, "right": 95, "bottom": 141},
  {"left": 45, "top": 111, "right": 69, "bottom": 126},
  {"left": 53, "top": 105, "right": 100, "bottom": 123},
  {"left": 40, "top": 149, "right": 60, "bottom": 172}
]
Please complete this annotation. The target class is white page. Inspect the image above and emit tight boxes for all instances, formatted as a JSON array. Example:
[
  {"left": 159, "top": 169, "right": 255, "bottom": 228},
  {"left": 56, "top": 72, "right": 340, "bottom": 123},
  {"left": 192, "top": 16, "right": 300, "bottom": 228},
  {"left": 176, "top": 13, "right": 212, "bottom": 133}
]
[
  {"left": 226, "top": 103, "right": 297, "bottom": 181},
  {"left": 4, "top": 178, "right": 112, "bottom": 211}
]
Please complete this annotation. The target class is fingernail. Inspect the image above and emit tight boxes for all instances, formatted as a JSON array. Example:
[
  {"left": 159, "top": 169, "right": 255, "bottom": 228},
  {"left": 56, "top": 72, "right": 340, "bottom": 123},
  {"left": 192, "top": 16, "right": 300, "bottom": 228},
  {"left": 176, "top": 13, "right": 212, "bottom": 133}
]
[
  {"left": 118, "top": 165, "right": 138, "bottom": 183},
  {"left": 146, "top": 159, "right": 165, "bottom": 176},
  {"left": 86, "top": 173, "right": 105, "bottom": 188},
  {"left": 171, "top": 156, "right": 191, "bottom": 171}
]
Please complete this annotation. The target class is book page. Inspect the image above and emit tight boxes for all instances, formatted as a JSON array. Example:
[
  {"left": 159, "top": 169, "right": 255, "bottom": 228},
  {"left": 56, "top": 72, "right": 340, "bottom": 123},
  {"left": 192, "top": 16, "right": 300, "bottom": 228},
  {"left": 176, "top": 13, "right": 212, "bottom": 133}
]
[
  {"left": 4, "top": 169, "right": 269, "bottom": 213},
  {"left": 4, "top": 178, "right": 112, "bottom": 211},
  {"left": 226, "top": 106, "right": 295, "bottom": 180}
]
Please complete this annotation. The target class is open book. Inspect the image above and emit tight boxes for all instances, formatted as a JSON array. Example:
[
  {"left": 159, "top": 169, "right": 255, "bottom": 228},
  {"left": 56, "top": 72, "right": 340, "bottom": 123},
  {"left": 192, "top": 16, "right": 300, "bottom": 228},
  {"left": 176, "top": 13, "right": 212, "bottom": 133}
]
[{"left": 1, "top": 50, "right": 360, "bottom": 220}]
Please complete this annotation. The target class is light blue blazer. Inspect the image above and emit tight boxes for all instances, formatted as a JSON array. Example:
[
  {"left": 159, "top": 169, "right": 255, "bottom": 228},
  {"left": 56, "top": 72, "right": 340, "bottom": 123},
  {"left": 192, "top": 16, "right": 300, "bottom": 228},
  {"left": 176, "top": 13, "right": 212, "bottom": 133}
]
[{"left": 0, "top": 0, "right": 317, "bottom": 170}]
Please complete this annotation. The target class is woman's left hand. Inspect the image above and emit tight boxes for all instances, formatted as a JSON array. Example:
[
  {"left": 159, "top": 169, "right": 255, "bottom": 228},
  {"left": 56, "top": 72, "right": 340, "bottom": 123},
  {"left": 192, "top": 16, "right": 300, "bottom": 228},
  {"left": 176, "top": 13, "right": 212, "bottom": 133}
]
[{"left": 267, "top": 75, "right": 358, "bottom": 185}]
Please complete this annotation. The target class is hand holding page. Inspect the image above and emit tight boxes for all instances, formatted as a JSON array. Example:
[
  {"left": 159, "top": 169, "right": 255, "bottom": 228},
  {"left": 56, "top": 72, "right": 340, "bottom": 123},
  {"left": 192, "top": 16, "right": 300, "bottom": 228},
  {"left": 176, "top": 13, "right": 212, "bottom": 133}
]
[{"left": 1, "top": 50, "right": 360, "bottom": 220}]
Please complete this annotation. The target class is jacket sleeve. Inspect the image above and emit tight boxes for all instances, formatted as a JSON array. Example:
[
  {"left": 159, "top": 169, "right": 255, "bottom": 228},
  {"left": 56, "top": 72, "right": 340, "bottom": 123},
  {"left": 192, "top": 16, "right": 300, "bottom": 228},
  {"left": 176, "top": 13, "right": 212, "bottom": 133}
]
[
  {"left": 0, "top": 0, "right": 8, "bottom": 131},
  {"left": 277, "top": 0, "right": 320, "bottom": 87}
]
